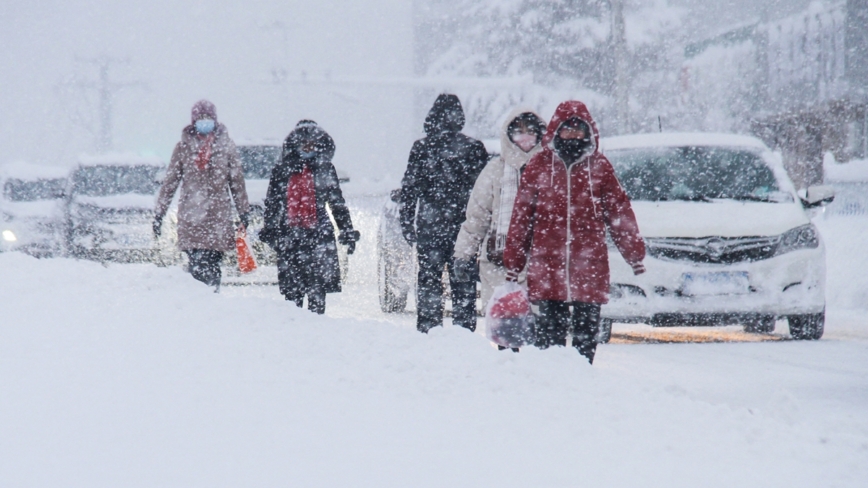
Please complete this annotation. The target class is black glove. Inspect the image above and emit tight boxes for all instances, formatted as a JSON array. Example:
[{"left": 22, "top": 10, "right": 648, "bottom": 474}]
[
  {"left": 452, "top": 258, "right": 476, "bottom": 283},
  {"left": 402, "top": 226, "right": 417, "bottom": 246},
  {"left": 339, "top": 229, "right": 360, "bottom": 255},
  {"left": 152, "top": 215, "right": 163, "bottom": 239},
  {"left": 258, "top": 227, "right": 273, "bottom": 246},
  {"left": 238, "top": 212, "right": 250, "bottom": 230}
]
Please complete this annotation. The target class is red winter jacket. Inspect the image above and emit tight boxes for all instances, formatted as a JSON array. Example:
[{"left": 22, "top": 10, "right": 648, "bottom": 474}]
[{"left": 503, "top": 101, "right": 645, "bottom": 304}]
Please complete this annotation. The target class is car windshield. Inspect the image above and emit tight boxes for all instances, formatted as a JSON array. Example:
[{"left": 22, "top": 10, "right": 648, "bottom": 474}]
[
  {"left": 606, "top": 146, "right": 789, "bottom": 202},
  {"left": 3, "top": 178, "right": 67, "bottom": 202},
  {"left": 72, "top": 165, "right": 161, "bottom": 196},
  {"left": 239, "top": 145, "right": 280, "bottom": 179}
]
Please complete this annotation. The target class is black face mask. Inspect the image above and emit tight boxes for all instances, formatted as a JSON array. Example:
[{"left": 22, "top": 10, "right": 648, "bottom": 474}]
[{"left": 554, "top": 136, "right": 593, "bottom": 164}]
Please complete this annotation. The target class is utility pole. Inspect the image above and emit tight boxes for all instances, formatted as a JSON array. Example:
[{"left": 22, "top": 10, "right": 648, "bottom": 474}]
[
  {"left": 72, "top": 56, "right": 144, "bottom": 153},
  {"left": 611, "top": 0, "right": 629, "bottom": 135}
]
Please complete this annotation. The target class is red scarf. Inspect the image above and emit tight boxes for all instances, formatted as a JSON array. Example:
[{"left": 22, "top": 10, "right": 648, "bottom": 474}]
[
  {"left": 286, "top": 165, "right": 317, "bottom": 228},
  {"left": 195, "top": 133, "right": 215, "bottom": 170}
]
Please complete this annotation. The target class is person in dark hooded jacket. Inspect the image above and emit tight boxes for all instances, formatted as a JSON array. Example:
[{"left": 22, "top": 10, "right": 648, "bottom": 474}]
[
  {"left": 399, "top": 94, "right": 489, "bottom": 333},
  {"left": 260, "top": 120, "right": 359, "bottom": 314}
]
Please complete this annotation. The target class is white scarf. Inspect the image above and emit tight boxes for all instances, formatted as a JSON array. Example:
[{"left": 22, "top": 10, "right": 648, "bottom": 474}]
[
  {"left": 494, "top": 163, "right": 519, "bottom": 251},
  {"left": 492, "top": 107, "right": 545, "bottom": 252}
]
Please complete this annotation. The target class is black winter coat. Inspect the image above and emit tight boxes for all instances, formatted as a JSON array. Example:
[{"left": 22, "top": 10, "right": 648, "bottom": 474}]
[
  {"left": 399, "top": 94, "right": 489, "bottom": 247},
  {"left": 260, "top": 122, "right": 353, "bottom": 293}
]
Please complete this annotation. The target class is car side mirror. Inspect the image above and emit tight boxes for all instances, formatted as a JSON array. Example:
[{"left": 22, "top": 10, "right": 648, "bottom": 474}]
[
  {"left": 390, "top": 189, "right": 402, "bottom": 203},
  {"left": 799, "top": 185, "right": 835, "bottom": 208}
]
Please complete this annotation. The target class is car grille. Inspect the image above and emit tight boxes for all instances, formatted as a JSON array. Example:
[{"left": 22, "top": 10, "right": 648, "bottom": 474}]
[
  {"left": 76, "top": 204, "right": 153, "bottom": 224},
  {"left": 646, "top": 235, "right": 780, "bottom": 264}
]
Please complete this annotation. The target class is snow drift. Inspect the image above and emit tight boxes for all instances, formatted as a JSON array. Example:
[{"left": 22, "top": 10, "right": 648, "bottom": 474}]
[{"left": 0, "top": 249, "right": 866, "bottom": 487}]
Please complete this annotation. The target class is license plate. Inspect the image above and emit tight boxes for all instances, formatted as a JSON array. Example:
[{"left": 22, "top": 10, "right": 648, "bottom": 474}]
[{"left": 681, "top": 271, "right": 750, "bottom": 296}]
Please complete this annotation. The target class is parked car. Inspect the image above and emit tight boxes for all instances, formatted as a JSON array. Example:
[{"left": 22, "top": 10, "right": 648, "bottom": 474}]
[
  {"left": 230, "top": 141, "right": 351, "bottom": 284},
  {"left": 0, "top": 161, "right": 69, "bottom": 257},
  {"left": 64, "top": 154, "right": 171, "bottom": 263},
  {"left": 598, "top": 133, "right": 833, "bottom": 341},
  {"left": 377, "top": 139, "right": 500, "bottom": 313},
  {"left": 377, "top": 188, "right": 415, "bottom": 312},
  {"left": 236, "top": 141, "right": 282, "bottom": 269},
  {"left": 823, "top": 157, "right": 868, "bottom": 217}
]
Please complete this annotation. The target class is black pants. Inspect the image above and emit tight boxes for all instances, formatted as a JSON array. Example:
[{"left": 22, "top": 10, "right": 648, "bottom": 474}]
[
  {"left": 536, "top": 301, "right": 601, "bottom": 363},
  {"left": 416, "top": 242, "right": 476, "bottom": 333},
  {"left": 277, "top": 241, "right": 326, "bottom": 315},
  {"left": 185, "top": 249, "right": 223, "bottom": 289}
]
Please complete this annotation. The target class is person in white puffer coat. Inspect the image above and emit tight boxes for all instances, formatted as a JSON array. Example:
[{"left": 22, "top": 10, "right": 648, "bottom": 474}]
[{"left": 452, "top": 107, "right": 546, "bottom": 308}]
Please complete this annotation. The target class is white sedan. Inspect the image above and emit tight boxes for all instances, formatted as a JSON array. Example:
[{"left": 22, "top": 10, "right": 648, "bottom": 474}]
[
  {"left": 0, "top": 162, "right": 69, "bottom": 257},
  {"left": 599, "top": 133, "right": 832, "bottom": 341}
]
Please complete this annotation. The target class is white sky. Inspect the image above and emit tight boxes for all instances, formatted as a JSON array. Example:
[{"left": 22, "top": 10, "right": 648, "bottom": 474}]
[
  {"left": 0, "top": 0, "right": 414, "bottom": 184},
  {"left": 0, "top": 0, "right": 812, "bottom": 181}
]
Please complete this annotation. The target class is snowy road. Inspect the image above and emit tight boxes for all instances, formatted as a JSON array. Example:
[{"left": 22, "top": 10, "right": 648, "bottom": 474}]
[{"left": 0, "top": 197, "right": 867, "bottom": 487}]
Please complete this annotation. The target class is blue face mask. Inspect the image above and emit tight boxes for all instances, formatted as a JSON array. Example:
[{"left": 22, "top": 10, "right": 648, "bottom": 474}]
[
  {"left": 299, "top": 149, "right": 317, "bottom": 159},
  {"left": 195, "top": 119, "right": 215, "bottom": 134}
]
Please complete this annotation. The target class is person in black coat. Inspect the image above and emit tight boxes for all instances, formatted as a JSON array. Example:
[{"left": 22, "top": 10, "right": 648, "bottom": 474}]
[
  {"left": 399, "top": 94, "right": 489, "bottom": 333},
  {"left": 260, "top": 120, "right": 359, "bottom": 314}
]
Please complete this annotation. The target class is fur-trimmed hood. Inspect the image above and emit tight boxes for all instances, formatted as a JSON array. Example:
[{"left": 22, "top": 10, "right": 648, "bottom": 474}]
[{"left": 499, "top": 106, "right": 545, "bottom": 171}]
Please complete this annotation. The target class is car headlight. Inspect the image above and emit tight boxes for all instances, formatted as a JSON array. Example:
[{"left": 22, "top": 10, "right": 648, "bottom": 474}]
[
  {"left": 775, "top": 224, "right": 819, "bottom": 256},
  {"left": 2, "top": 230, "right": 16, "bottom": 242}
]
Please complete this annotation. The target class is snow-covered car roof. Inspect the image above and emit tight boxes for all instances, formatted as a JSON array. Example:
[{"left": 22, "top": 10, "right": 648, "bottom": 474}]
[
  {"left": 235, "top": 142, "right": 350, "bottom": 182},
  {"left": 236, "top": 139, "right": 284, "bottom": 147},
  {"left": 601, "top": 132, "right": 770, "bottom": 152},
  {"left": 77, "top": 153, "right": 164, "bottom": 168},
  {"left": 0, "top": 161, "right": 71, "bottom": 180},
  {"left": 825, "top": 159, "right": 868, "bottom": 183}
]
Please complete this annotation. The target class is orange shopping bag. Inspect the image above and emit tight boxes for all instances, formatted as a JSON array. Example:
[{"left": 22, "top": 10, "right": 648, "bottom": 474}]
[{"left": 235, "top": 229, "right": 257, "bottom": 274}]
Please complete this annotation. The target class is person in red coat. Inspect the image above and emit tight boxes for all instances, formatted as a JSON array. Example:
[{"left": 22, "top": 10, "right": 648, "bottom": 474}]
[{"left": 503, "top": 101, "right": 646, "bottom": 363}]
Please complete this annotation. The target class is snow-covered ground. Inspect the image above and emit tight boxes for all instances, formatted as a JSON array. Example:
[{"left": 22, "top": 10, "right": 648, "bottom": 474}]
[{"left": 1, "top": 199, "right": 867, "bottom": 487}]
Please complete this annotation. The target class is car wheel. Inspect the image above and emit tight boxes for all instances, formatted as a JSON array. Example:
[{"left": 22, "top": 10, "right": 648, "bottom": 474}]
[
  {"left": 596, "top": 318, "right": 613, "bottom": 343},
  {"left": 378, "top": 249, "right": 407, "bottom": 313},
  {"left": 744, "top": 315, "right": 775, "bottom": 334},
  {"left": 788, "top": 311, "right": 824, "bottom": 340}
]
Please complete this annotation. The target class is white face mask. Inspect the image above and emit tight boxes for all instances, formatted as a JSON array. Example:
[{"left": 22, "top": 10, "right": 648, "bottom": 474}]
[
  {"left": 195, "top": 119, "right": 215, "bottom": 134},
  {"left": 511, "top": 133, "right": 538, "bottom": 152}
]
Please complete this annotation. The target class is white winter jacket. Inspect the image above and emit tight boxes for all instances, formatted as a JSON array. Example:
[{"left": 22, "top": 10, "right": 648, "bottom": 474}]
[
  {"left": 454, "top": 107, "right": 544, "bottom": 305},
  {"left": 455, "top": 107, "right": 543, "bottom": 261}
]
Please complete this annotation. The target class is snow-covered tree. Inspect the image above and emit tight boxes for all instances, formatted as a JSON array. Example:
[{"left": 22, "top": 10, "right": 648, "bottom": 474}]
[{"left": 416, "top": 0, "right": 685, "bottom": 137}]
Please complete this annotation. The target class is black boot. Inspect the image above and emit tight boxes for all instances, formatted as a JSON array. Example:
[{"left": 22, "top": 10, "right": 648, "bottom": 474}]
[
  {"left": 284, "top": 293, "right": 304, "bottom": 308},
  {"left": 573, "top": 336, "right": 597, "bottom": 364},
  {"left": 308, "top": 292, "right": 326, "bottom": 315},
  {"left": 571, "top": 302, "right": 601, "bottom": 364},
  {"left": 535, "top": 301, "right": 570, "bottom": 349}
]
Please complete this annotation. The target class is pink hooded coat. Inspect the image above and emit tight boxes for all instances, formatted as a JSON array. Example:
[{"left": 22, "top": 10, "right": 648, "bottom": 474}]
[{"left": 155, "top": 101, "right": 249, "bottom": 251}]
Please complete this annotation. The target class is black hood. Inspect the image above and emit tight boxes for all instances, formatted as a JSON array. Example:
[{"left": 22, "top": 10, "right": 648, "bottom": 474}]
[
  {"left": 423, "top": 94, "right": 465, "bottom": 137},
  {"left": 281, "top": 120, "right": 335, "bottom": 172}
]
